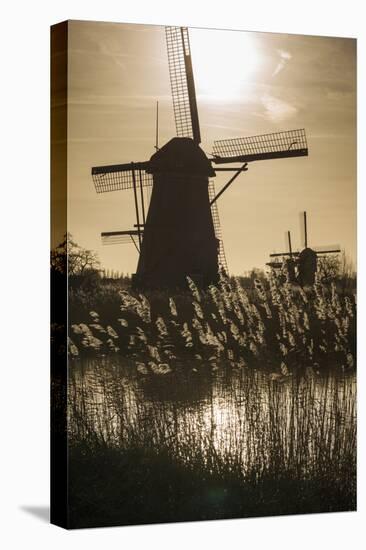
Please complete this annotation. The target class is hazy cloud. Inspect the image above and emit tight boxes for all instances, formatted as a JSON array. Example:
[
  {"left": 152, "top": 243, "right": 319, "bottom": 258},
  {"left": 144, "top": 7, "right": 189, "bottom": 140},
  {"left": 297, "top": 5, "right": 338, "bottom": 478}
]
[
  {"left": 272, "top": 49, "right": 292, "bottom": 77},
  {"left": 261, "top": 93, "right": 298, "bottom": 122}
]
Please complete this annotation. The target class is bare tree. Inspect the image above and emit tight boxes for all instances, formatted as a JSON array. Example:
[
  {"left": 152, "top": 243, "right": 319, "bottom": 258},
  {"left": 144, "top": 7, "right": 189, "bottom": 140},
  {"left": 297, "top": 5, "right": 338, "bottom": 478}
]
[
  {"left": 338, "top": 250, "right": 356, "bottom": 279},
  {"left": 51, "top": 233, "right": 100, "bottom": 276},
  {"left": 317, "top": 251, "right": 356, "bottom": 286},
  {"left": 317, "top": 254, "right": 341, "bottom": 283}
]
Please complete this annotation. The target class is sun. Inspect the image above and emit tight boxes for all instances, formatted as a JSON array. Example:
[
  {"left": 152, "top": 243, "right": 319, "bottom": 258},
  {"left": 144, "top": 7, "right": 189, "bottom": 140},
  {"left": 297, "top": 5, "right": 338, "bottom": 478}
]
[{"left": 190, "top": 28, "right": 261, "bottom": 101}]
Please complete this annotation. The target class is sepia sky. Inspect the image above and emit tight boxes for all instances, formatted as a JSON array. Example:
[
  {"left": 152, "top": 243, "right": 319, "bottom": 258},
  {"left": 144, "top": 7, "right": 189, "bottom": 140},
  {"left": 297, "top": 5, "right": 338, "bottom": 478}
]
[{"left": 67, "top": 20, "right": 356, "bottom": 275}]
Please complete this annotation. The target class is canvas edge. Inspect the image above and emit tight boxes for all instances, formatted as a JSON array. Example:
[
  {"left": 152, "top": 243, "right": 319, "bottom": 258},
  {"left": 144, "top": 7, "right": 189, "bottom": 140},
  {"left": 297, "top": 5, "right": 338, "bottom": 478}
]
[{"left": 50, "top": 20, "right": 69, "bottom": 530}]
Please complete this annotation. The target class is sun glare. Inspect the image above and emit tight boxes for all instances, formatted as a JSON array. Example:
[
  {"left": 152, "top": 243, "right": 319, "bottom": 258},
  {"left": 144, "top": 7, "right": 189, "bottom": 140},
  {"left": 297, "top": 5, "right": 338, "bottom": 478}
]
[{"left": 190, "top": 29, "right": 261, "bottom": 100}]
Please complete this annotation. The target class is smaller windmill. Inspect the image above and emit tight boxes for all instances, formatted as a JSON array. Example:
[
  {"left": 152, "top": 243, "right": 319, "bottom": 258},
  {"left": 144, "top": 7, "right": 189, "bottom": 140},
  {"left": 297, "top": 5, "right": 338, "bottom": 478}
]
[
  {"left": 267, "top": 230, "right": 297, "bottom": 282},
  {"left": 267, "top": 212, "right": 341, "bottom": 285}
]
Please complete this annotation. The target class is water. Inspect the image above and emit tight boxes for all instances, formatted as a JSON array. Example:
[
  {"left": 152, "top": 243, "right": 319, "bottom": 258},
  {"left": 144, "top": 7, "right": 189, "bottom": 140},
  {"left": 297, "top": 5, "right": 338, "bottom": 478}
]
[{"left": 68, "top": 357, "right": 356, "bottom": 477}]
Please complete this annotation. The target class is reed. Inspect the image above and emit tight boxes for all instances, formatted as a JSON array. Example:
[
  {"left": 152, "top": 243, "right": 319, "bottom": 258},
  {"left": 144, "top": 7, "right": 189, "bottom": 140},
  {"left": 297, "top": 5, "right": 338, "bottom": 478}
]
[
  {"left": 68, "top": 271, "right": 356, "bottom": 375},
  {"left": 67, "top": 359, "right": 356, "bottom": 526}
]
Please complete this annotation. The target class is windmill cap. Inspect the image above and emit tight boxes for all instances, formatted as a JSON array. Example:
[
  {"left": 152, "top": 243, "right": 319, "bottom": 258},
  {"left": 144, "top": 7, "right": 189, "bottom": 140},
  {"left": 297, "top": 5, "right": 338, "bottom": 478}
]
[
  {"left": 299, "top": 247, "right": 317, "bottom": 260},
  {"left": 147, "top": 137, "right": 215, "bottom": 177}
]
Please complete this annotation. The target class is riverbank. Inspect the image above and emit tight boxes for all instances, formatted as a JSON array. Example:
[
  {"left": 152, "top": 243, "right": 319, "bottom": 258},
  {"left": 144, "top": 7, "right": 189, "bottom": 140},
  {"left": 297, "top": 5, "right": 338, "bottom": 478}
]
[{"left": 69, "top": 442, "right": 356, "bottom": 528}]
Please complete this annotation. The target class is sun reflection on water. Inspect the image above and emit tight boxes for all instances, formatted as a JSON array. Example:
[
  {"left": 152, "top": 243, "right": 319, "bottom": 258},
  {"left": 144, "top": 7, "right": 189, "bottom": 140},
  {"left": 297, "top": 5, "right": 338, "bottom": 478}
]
[{"left": 69, "top": 358, "right": 356, "bottom": 476}]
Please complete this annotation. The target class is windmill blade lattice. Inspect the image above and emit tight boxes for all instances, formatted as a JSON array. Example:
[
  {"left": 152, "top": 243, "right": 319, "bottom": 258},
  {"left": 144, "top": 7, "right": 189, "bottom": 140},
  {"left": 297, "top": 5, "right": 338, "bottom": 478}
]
[
  {"left": 92, "top": 161, "right": 152, "bottom": 193},
  {"left": 208, "top": 180, "right": 228, "bottom": 273},
  {"left": 212, "top": 129, "right": 308, "bottom": 164},
  {"left": 312, "top": 246, "right": 341, "bottom": 254},
  {"left": 101, "top": 230, "right": 142, "bottom": 246},
  {"left": 165, "top": 26, "right": 201, "bottom": 143}
]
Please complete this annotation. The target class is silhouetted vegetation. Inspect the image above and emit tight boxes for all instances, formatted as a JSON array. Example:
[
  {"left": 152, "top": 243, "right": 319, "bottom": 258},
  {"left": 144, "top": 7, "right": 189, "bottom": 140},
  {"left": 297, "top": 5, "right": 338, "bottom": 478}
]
[
  {"left": 67, "top": 267, "right": 356, "bottom": 375},
  {"left": 67, "top": 360, "right": 356, "bottom": 527},
  {"left": 51, "top": 237, "right": 357, "bottom": 528}
]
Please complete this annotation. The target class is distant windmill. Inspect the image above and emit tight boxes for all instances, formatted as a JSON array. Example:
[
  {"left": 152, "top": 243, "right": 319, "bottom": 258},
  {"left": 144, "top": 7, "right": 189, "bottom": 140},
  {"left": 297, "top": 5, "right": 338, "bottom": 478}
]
[
  {"left": 268, "top": 211, "right": 341, "bottom": 285},
  {"left": 267, "top": 230, "right": 297, "bottom": 282},
  {"left": 92, "top": 26, "right": 309, "bottom": 289}
]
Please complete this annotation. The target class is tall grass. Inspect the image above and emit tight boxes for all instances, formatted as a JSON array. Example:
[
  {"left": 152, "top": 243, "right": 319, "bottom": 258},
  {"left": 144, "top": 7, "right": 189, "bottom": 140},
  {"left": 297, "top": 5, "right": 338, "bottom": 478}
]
[{"left": 68, "top": 270, "right": 356, "bottom": 374}]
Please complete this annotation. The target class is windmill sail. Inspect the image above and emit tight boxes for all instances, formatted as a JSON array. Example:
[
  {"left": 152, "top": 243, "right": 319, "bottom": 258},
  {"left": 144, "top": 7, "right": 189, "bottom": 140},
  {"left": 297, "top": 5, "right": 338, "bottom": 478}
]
[
  {"left": 165, "top": 27, "right": 201, "bottom": 143},
  {"left": 313, "top": 248, "right": 341, "bottom": 254},
  {"left": 92, "top": 162, "right": 152, "bottom": 252},
  {"left": 270, "top": 251, "right": 300, "bottom": 258},
  {"left": 212, "top": 129, "right": 308, "bottom": 164},
  {"left": 299, "top": 212, "right": 340, "bottom": 254},
  {"left": 101, "top": 230, "right": 142, "bottom": 252},
  {"left": 208, "top": 180, "right": 228, "bottom": 273},
  {"left": 92, "top": 161, "right": 152, "bottom": 193}
]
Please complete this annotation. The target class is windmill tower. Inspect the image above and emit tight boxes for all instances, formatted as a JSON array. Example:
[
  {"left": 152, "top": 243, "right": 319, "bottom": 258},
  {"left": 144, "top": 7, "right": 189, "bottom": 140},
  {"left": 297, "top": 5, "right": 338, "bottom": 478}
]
[
  {"left": 268, "top": 211, "right": 341, "bottom": 285},
  {"left": 92, "top": 26, "right": 309, "bottom": 289}
]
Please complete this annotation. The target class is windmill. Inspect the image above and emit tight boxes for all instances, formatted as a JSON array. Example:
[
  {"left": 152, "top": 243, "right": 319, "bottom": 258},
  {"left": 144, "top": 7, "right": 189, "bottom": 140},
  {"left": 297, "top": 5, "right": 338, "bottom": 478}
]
[
  {"left": 92, "top": 26, "right": 309, "bottom": 289},
  {"left": 267, "top": 230, "right": 297, "bottom": 282},
  {"left": 267, "top": 211, "right": 341, "bottom": 285}
]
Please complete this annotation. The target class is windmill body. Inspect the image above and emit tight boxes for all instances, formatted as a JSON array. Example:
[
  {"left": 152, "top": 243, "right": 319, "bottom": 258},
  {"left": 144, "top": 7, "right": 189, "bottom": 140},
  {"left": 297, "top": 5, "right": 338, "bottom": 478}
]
[
  {"left": 297, "top": 247, "right": 318, "bottom": 286},
  {"left": 135, "top": 137, "right": 219, "bottom": 288},
  {"left": 92, "top": 25, "right": 309, "bottom": 289}
]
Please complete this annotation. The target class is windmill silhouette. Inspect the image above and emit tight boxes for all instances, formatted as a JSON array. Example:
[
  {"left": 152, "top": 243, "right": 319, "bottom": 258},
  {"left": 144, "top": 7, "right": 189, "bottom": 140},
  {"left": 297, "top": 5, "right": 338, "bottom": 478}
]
[
  {"left": 92, "top": 26, "right": 309, "bottom": 289},
  {"left": 267, "top": 211, "right": 341, "bottom": 285},
  {"left": 266, "top": 230, "right": 297, "bottom": 282}
]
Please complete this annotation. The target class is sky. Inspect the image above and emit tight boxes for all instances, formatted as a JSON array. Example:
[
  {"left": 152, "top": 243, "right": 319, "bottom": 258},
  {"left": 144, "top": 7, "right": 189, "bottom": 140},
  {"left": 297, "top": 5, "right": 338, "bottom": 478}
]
[{"left": 66, "top": 20, "right": 356, "bottom": 275}]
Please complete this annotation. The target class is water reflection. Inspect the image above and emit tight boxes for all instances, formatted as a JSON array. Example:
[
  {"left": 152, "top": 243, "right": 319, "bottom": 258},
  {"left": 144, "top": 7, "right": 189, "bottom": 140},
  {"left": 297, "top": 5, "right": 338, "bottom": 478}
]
[{"left": 68, "top": 358, "right": 356, "bottom": 476}]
